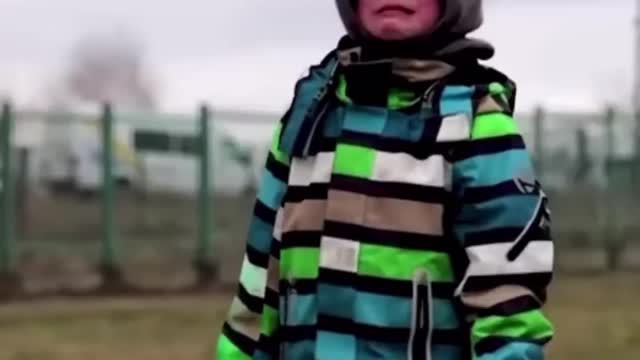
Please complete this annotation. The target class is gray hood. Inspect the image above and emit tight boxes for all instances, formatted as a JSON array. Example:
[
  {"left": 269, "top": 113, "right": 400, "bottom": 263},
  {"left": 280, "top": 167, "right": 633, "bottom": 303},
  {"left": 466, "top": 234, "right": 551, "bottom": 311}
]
[{"left": 335, "top": 0, "right": 493, "bottom": 59}]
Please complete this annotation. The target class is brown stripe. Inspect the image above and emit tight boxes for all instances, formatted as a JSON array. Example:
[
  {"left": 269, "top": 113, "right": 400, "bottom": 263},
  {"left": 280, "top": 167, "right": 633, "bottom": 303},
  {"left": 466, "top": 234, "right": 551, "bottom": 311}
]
[
  {"left": 266, "top": 256, "right": 280, "bottom": 291},
  {"left": 282, "top": 200, "right": 327, "bottom": 232},
  {"left": 461, "top": 285, "right": 537, "bottom": 309},
  {"left": 228, "top": 298, "right": 261, "bottom": 340},
  {"left": 364, "top": 196, "right": 443, "bottom": 235},
  {"left": 326, "top": 190, "right": 366, "bottom": 225},
  {"left": 477, "top": 95, "right": 503, "bottom": 114},
  {"left": 326, "top": 190, "right": 443, "bottom": 235}
]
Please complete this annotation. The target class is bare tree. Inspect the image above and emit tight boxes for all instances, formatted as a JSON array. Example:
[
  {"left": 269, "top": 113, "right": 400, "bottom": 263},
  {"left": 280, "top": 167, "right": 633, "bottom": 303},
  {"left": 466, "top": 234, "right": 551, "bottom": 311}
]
[{"left": 65, "top": 29, "right": 156, "bottom": 109}]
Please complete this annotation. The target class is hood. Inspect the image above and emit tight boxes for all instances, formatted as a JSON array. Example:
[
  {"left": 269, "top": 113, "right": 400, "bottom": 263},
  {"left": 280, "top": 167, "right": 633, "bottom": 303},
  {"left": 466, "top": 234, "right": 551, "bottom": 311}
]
[{"left": 335, "top": 0, "right": 493, "bottom": 60}]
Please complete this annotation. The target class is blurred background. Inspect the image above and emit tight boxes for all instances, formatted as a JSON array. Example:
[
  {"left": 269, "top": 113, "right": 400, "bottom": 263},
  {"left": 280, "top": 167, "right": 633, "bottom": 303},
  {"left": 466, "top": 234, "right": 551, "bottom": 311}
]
[{"left": 0, "top": 0, "right": 639, "bottom": 359}]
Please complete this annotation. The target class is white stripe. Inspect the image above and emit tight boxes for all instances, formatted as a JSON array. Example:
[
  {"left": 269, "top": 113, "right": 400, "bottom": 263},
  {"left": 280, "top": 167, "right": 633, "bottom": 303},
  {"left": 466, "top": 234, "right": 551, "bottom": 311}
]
[
  {"left": 373, "top": 152, "right": 448, "bottom": 187},
  {"left": 437, "top": 113, "right": 471, "bottom": 142},
  {"left": 465, "top": 241, "right": 553, "bottom": 276},
  {"left": 319, "top": 236, "right": 360, "bottom": 273},
  {"left": 239, "top": 255, "right": 267, "bottom": 298},
  {"left": 273, "top": 208, "right": 284, "bottom": 242},
  {"left": 289, "top": 152, "right": 334, "bottom": 186}
]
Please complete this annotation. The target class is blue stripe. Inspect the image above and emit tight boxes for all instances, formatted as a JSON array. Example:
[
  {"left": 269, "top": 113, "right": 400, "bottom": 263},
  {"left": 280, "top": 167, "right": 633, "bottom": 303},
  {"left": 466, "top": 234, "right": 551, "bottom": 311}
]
[
  {"left": 454, "top": 149, "right": 534, "bottom": 188},
  {"left": 281, "top": 293, "right": 316, "bottom": 326},
  {"left": 322, "top": 106, "right": 344, "bottom": 138},
  {"left": 317, "top": 331, "right": 356, "bottom": 360},
  {"left": 247, "top": 217, "right": 274, "bottom": 254},
  {"left": 476, "top": 342, "right": 544, "bottom": 360},
  {"left": 382, "top": 110, "right": 425, "bottom": 142},
  {"left": 457, "top": 195, "right": 539, "bottom": 235},
  {"left": 343, "top": 106, "right": 387, "bottom": 135},
  {"left": 281, "top": 340, "right": 315, "bottom": 360},
  {"left": 317, "top": 284, "right": 460, "bottom": 329},
  {"left": 440, "top": 85, "right": 474, "bottom": 115},
  {"left": 257, "top": 170, "right": 287, "bottom": 211},
  {"left": 252, "top": 349, "right": 272, "bottom": 360},
  {"left": 317, "top": 284, "right": 354, "bottom": 321},
  {"left": 357, "top": 341, "right": 462, "bottom": 360}
]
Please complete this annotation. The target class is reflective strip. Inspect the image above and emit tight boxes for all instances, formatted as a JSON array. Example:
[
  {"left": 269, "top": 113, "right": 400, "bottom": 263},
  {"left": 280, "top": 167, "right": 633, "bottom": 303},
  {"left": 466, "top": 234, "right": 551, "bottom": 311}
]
[
  {"left": 320, "top": 236, "right": 360, "bottom": 273},
  {"left": 465, "top": 241, "right": 554, "bottom": 277},
  {"left": 372, "top": 152, "right": 448, "bottom": 187},
  {"left": 239, "top": 255, "right": 267, "bottom": 298},
  {"left": 437, "top": 113, "right": 471, "bottom": 142},
  {"left": 289, "top": 152, "right": 334, "bottom": 186}
]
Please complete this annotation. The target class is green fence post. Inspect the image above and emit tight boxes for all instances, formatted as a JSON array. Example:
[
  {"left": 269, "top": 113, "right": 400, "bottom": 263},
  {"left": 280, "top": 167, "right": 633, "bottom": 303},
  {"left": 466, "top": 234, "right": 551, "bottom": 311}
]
[
  {"left": 99, "top": 102, "right": 124, "bottom": 289},
  {"left": 603, "top": 105, "right": 620, "bottom": 270},
  {"left": 0, "top": 102, "right": 14, "bottom": 275},
  {"left": 195, "top": 104, "right": 217, "bottom": 287}
]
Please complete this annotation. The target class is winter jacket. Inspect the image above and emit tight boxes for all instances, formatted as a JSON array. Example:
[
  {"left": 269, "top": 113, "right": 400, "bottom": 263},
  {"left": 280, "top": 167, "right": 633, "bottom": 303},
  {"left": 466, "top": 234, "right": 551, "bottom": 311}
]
[{"left": 216, "top": 49, "right": 554, "bottom": 360}]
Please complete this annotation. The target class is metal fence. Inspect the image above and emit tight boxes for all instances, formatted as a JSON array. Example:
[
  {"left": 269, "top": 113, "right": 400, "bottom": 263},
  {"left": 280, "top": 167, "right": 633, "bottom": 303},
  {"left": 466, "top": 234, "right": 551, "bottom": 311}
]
[{"left": 0, "top": 101, "right": 638, "bottom": 296}]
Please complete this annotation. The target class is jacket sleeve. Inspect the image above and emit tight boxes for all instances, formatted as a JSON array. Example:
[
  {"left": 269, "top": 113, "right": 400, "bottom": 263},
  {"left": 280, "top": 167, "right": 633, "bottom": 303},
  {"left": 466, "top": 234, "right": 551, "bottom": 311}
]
[
  {"left": 451, "top": 83, "right": 554, "bottom": 360},
  {"left": 216, "top": 123, "right": 289, "bottom": 360}
]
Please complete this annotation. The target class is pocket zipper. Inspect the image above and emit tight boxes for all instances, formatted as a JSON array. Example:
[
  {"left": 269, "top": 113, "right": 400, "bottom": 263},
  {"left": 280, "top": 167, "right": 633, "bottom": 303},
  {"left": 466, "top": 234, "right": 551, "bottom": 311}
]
[{"left": 409, "top": 270, "right": 433, "bottom": 360}]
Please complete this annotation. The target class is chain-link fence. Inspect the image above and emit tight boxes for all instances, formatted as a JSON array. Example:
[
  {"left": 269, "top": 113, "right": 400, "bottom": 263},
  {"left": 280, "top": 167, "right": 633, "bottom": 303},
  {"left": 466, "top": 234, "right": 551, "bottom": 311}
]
[{"left": 0, "top": 102, "right": 638, "bottom": 296}]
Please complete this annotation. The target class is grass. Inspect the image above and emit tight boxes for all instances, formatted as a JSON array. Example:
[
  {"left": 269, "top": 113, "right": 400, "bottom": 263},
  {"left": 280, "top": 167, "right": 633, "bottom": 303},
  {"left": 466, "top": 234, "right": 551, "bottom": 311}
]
[{"left": 1, "top": 273, "right": 640, "bottom": 360}]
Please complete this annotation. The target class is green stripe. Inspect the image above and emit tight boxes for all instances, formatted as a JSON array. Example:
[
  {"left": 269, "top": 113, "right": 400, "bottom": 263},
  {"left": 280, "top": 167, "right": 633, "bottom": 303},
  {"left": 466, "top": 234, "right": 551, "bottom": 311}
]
[
  {"left": 471, "top": 113, "right": 519, "bottom": 140},
  {"left": 333, "top": 143, "right": 376, "bottom": 178},
  {"left": 216, "top": 333, "right": 252, "bottom": 360},
  {"left": 280, "top": 247, "right": 319, "bottom": 279},
  {"left": 472, "top": 309, "right": 554, "bottom": 344},
  {"left": 270, "top": 122, "right": 290, "bottom": 165},
  {"left": 260, "top": 304, "right": 279, "bottom": 336},
  {"left": 359, "top": 244, "right": 454, "bottom": 282}
]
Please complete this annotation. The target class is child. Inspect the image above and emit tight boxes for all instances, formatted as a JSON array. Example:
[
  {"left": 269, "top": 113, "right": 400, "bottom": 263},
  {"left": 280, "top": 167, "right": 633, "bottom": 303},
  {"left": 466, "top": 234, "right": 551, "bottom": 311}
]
[{"left": 217, "top": 0, "right": 554, "bottom": 359}]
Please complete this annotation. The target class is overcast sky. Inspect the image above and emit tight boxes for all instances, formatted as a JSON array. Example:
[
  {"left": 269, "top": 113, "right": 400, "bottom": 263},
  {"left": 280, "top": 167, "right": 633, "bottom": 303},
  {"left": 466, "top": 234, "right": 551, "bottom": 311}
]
[{"left": 0, "top": 0, "right": 634, "bottom": 113}]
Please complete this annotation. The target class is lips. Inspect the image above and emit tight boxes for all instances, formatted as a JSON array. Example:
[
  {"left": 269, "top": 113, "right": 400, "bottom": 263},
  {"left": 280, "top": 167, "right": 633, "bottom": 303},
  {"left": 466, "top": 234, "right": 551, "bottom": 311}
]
[{"left": 376, "top": 4, "right": 415, "bottom": 15}]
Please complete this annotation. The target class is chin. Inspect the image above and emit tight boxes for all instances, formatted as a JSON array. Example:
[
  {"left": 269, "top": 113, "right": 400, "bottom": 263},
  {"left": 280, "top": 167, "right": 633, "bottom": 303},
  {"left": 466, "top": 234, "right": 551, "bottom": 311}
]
[{"left": 373, "top": 28, "right": 418, "bottom": 41}]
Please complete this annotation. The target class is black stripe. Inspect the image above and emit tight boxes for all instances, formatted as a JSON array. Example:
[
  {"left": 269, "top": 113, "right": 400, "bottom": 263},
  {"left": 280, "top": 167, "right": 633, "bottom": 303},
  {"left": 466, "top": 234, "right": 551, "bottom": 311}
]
[
  {"left": 465, "top": 229, "right": 552, "bottom": 248},
  {"left": 463, "top": 273, "right": 552, "bottom": 299},
  {"left": 253, "top": 200, "right": 277, "bottom": 225},
  {"left": 280, "top": 325, "right": 316, "bottom": 342},
  {"left": 256, "top": 333, "right": 278, "bottom": 356},
  {"left": 321, "top": 269, "right": 456, "bottom": 299},
  {"left": 475, "top": 336, "right": 549, "bottom": 356},
  {"left": 246, "top": 244, "right": 270, "bottom": 268},
  {"left": 280, "top": 231, "right": 322, "bottom": 249},
  {"left": 280, "top": 279, "right": 318, "bottom": 294},
  {"left": 265, "top": 153, "right": 289, "bottom": 183},
  {"left": 264, "top": 287, "right": 280, "bottom": 309},
  {"left": 474, "top": 295, "right": 542, "bottom": 318},
  {"left": 271, "top": 241, "right": 281, "bottom": 260},
  {"left": 331, "top": 175, "right": 450, "bottom": 204},
  {"left": 465, "top": 227, "right": 524, "bottom": 247},
  {"left": 451, "top": 135, "right": 526, "bottom": 161},
  {"left": 222, "top": 322, "right": 256, "bottom": 356},
  {"left": 324, "top": 221, "right": 450, "bottom": 252},
  {"left": 339, "top": 130, "right": 452, "bottom": 159},
  {"left": 317, "top": 315, "right": 463, "bottom": 344},
  {"left": 285, "top": 184, "right": 328, "bottom": 202},
  {"left": 463, "top": 180, "right": 525, "bottom": 203},
  {"left": 238, "top": 283, "right": 264, "bottom": 314}
]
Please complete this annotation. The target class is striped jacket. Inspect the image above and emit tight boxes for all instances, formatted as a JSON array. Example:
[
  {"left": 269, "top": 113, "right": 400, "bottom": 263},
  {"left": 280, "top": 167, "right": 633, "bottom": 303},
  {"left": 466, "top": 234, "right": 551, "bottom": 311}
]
[{"left": 217, "top": 53, "right": 554, "bottom": 360}]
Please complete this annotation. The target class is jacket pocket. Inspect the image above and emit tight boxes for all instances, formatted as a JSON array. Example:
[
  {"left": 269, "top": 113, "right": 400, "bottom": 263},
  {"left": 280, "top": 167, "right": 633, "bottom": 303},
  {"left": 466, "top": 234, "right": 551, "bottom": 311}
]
[{"left": 409, "top": 269, "right": 433, "bottom": 360}]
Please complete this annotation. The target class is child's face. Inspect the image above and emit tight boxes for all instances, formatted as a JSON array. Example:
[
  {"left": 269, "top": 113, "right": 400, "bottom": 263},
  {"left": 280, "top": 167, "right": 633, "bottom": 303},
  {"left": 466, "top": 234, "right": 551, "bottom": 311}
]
[{"left": 357, "top": 0, "right": 442, "bottom": 41}]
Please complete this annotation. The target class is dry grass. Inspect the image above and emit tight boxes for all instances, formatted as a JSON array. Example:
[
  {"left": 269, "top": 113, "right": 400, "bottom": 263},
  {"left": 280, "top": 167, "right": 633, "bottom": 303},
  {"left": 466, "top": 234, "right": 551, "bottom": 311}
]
[{"left": 1, "top": 273, "right": 640, "bottom": 360}]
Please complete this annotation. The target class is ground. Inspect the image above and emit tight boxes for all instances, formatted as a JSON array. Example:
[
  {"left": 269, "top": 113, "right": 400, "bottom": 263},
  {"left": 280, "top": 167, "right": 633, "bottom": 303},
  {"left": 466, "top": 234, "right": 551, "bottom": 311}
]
[{"left": 1, "top": 273, "right": 639, "bottom": 360}]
